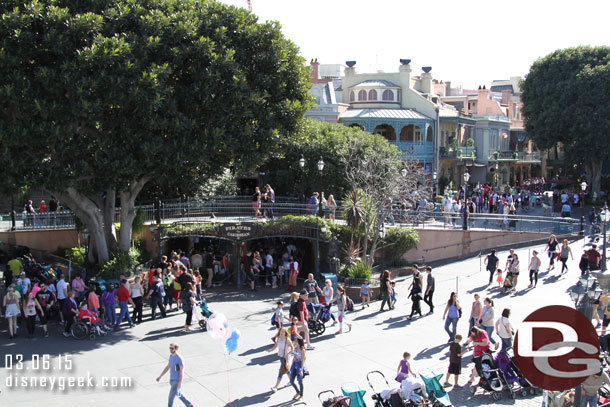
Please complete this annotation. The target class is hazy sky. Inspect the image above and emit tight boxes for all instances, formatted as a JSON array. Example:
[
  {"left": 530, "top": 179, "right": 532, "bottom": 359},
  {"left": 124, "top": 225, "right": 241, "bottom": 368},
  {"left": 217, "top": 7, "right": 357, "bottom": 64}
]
[{"left": 218, "top": 0, "right": 610, "bottom": 88}]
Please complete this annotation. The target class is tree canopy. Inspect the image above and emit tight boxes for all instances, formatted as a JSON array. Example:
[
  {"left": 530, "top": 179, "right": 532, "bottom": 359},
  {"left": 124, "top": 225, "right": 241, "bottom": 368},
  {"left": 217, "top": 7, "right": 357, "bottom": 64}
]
[
  {"left": 263, "top": 120, "right": 401, "bottom": 200},
  {"left": 521, "top": 46, "right": 610, "bottom": 196},
  {"left": 0, "top": 0, "right": 312, "bottom": 262}
]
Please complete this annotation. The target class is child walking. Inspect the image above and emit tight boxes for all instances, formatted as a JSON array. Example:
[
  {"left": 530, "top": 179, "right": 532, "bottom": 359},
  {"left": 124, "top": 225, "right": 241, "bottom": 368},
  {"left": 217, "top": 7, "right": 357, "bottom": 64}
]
[
  {"left": 496, "top": 269, "right": 503, "bottom": 287},
  {"left": 444, "top": 334, "right": 463, "bottom": 389},
  {"left": 271, "top": 301, "right": 287, "bottom": 329},
  {"left": 390, "top": 281, "right": 397, "bottom": 309},
  {"left": 360, "top": 280, "right": 371, "bottom": 309},
  {"left": 395, "top": 351, "right": 414, "bottom": 382}
]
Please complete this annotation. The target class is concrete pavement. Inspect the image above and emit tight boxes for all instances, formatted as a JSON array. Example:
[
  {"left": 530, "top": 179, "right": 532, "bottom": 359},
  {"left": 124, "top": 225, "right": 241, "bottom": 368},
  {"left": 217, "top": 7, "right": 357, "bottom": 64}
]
[{"left": 0, "top": 236, "right": 590, "bottom": 406}]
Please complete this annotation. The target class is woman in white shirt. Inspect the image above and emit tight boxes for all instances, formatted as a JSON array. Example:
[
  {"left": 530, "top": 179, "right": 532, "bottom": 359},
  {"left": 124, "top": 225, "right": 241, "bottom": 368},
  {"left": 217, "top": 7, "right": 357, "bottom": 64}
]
[
  {"left": 130, "top": 276, "right": 144, "bottom": 324},
  {"left": 495, "top": 308, "right": 513, "bottom": 352}
]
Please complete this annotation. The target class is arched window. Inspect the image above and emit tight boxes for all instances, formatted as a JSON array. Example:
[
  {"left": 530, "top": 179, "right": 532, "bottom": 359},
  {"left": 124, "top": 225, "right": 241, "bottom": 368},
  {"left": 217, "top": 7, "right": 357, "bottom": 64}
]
[
  {"left": 400, "top": 125, "right": 414, "bottom": 142},
  {"left": 426, "top": 126, "right": 433, "bottom": 142},
  {"left": 358, "top": 90, "right": 367, "bottom": 101},
  {"left": 368, "top": 90, "right": 377, "bottom": 101},
  {"left": 382, "top": 90, "right": 394, "bottom": 101},
  {"left": 349, "top": 91, "right": 355, "bottom": 102},
  {"left": 374, "top": 124, "right": 396, "bottom": 142}
]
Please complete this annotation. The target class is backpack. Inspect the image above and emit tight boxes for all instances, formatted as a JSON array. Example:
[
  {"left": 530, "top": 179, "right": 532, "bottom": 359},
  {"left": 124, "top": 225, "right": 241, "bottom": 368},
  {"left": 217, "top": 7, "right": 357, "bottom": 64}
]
[
  {"left": 346, "top": 295, "right": 354, "bottom": 312},
  {"left": 289, "top": 301, "right": 299, "bottom": 318}
]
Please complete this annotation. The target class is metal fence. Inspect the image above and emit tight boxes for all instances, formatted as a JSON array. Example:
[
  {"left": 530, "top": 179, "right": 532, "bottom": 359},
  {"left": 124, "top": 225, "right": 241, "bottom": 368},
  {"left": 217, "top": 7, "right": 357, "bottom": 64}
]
[{"left": 1, "top": 200, "right": 582, "bottom": 236}]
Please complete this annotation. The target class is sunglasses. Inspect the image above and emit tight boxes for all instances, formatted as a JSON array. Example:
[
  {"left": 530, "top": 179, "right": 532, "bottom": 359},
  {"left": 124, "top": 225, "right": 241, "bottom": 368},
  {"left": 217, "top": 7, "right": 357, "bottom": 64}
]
[{"left": 169, "top": 347, "right": 176, "bottom": 350}]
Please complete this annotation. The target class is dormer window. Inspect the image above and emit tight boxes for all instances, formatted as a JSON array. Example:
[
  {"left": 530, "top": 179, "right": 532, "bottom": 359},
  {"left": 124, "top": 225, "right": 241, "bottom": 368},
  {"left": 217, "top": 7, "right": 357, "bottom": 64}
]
[
  {"left": 358, "top": 90, "right": 367, "bottom": 101},
  {"left": 368, "top": 90, "right": 377, "bottom": 101},
  {"left": 382, "top": 90, "right": 394, "bottom": 101},
  {"left": 350, "top": 91, "right": 355, "bottom": 102}
]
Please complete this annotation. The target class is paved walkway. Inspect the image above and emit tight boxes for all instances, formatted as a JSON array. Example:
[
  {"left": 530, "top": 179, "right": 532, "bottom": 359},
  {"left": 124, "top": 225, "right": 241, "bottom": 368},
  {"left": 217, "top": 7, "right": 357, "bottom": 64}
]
[{"left": 0, "top": 237, "right": 589, "bottom": 406}]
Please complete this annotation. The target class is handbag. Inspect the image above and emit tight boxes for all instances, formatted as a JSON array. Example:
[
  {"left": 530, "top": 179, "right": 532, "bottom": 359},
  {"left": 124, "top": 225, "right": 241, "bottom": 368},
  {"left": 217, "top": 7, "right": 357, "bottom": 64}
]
[
  {"left": 458, "top": 308, "right": 463, "bottom": 318},
  {"left": 279, "top": 342, "right": 290, "bottom": 375}
]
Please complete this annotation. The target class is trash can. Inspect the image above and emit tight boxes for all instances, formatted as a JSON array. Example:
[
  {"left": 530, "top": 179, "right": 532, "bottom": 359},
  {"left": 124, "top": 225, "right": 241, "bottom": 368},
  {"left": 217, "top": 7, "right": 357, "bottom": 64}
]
[{"left": 321, "top": 272, "right": 338, "bottom": 295}]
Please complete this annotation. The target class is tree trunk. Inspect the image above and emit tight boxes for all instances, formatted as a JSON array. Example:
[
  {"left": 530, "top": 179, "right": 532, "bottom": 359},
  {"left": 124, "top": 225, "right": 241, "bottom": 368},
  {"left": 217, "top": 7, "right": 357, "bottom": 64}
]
[
  {"left": 118, "top": 178, "right": 150, "bottom": 252},
  {"left": 48, "top": 187, "right": 110, "bottom": 263},
  {"left": 587, "top": 161, "right": 602, "bottom": 201},
  {"left": 102, "top": 188, "right": 118, "bottom": 254}
]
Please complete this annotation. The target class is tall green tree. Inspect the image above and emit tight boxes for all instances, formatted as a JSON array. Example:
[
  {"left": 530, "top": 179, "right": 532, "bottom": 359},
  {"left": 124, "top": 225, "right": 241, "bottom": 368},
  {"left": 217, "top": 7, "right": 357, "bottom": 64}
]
[
  {"left": 521, "top": 46, "right": 610, "bottom": 197},
  {"left": 0, "top": 0, "right": 311, "bottom": 262}
]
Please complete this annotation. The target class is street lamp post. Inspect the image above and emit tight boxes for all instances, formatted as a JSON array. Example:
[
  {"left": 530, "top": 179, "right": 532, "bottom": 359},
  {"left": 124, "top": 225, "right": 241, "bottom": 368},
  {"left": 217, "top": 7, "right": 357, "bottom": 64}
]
[
  {"left": 433, "top": 171, "right": 437, "bottom": 198},
  {"left": 581, "top": 181, "right": 587, "bottom": 209},
  {"left": 317, "top": 157, "right": 325, "bottom": 217},
  {"left": 315, "top": 223, "right": 327, "bottom": 281},
  {"left": 462, "top": 171, "right": 470, "bottom": 231},
  {"left": 602, "top": 205, "right": 610, "bottom": 272},
  {"left": 570, "top": 274, "right": 603, "bottom": 407}
]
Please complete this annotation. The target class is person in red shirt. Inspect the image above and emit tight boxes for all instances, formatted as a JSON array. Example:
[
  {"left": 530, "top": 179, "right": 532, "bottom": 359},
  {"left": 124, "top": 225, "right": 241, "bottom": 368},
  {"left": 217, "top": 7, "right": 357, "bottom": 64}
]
[
  {"left": 297, "top": 290, "right": 314, "bottom": 350},
  {"left": 114, "top": 279, "right": 134, "bottom": 330},
  {"left": 587, "top": 245, "right": 602, "bottom": 271},
  {"left": 79, "top": 303, "right": 107, "bottom": 334}
]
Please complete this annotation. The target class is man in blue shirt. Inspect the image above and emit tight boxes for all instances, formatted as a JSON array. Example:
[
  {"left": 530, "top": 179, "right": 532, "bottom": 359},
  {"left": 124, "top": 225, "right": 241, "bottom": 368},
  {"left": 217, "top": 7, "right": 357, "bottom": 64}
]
[{"left": 156, "top": 342, "right": 194, "bottom": 407}]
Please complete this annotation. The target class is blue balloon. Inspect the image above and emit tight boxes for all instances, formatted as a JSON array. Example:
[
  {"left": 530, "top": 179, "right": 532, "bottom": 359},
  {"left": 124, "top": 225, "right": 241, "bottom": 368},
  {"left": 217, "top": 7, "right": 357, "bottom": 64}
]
[{"left": 224, "top": 328, "right": 241, "bottom": 354}]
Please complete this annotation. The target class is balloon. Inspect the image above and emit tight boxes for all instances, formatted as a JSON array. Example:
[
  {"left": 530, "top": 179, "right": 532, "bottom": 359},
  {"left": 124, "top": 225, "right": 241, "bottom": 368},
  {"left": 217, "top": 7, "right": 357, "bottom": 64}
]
[
  {"left": 207, "top": 313, "right": 228, "bottom": 340},
  {"left": 224, "top": 328, "right": 241, "bottom": 354}
]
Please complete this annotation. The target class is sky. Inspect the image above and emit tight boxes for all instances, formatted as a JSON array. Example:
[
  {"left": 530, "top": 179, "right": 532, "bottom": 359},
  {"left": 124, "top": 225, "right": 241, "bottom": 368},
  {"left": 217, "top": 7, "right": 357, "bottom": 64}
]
[{"left": 218, "top": 0, "right": 610, "bottom": 89}]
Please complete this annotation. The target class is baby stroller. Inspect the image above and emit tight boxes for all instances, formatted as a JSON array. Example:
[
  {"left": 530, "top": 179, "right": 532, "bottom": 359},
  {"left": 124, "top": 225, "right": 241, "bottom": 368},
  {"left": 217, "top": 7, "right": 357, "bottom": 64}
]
[
  {"left": 197, "top": 299, "right": 212, "bottom": 331},
  {"left": 341, "top": 382, "right": 367, "bottom": 407},
  {"left": 506, "top": 351, "right": 540, "bottom": 395},
  {"left": 420, "top": 372, "right": 451, "bottom": 407},
  {"left": 494, "top": 351, "right": 532, "bottom": 398},
  {"left": 307, "top": 302, "right": 329, "bottom": 336},
  {"left": 469, "top": 352, "right": 504, "bottom": 400},
  {"left": 318, "top": 390, "right": 351, "bottom": 407},
  {"left": 503, "top": 272, "right": 515, "bottom": 293},
  {"left": 367, "top": 371, "right": 403, "bottom": 407}
]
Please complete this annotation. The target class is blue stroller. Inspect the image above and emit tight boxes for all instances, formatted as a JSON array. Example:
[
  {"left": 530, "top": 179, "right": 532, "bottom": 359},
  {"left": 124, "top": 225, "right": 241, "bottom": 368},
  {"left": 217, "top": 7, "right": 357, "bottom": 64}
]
[{"left": 420, "top": 372, "right": 452, "bottom": 407}]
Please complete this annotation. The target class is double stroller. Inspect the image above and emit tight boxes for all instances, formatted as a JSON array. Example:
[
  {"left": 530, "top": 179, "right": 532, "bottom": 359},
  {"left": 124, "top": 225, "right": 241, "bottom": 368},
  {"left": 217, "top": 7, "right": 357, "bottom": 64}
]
[
  {"left": 307, "top": 302, "right": 332, "bottom": 336},
  {"left": 470, "top": 350, "right": 538, "bottom": 400},
  {"left": 367, "top": 370, "right": 429, "bottom": 407}
]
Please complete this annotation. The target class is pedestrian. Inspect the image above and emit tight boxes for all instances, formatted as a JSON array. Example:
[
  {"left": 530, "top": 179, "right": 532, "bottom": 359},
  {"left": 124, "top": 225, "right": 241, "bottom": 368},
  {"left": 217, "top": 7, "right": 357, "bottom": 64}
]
[
  {"left": 545, "top": 234, "right": 559, "bottom": 271},
  {"left": 288, "top": 256, "right": 299, "bottom": 292},
  {"left": 496, "top": 268, "right": 504, "bottom": 287},
  {"left": 495, "top": 308, "right": 513, "bottom": 352},
  {"left": 423, "top": 266, "right": 435, "bottom": 314},
  {"left": 271, "top": 301, "right": 287, "bottom": 329},
  {"left": 407, "top": 278, "right": 423, "bottom": 320},
  {"left": 510, "top": 254, "right": 520, "bottom": 290},
  {"left": 23, "top": 292, "right": 43, "bottom": 338},
  {"left": 267, "top": 327, "right": 294, "bottom": 393},
  {"left": 442, "top": 292, "right": 461, "bottom": 343},
  {"left": 114, "top": 279, "right": 135, "bottom": 330},
  {"left": 395, "top": 351, "right": 414, "bottom": 382},
  {"left": 465, "top": 326, "right": 491, "bottom": 385},
  {"left": 528, "top": 251, "right": 541, "bottom": 288},
  {"left": 586, "top": 244, "right": 602, "bottom": 271},
  {"left": 379, "top": 270, "right": 392, "bottom": 312},
  {"left": 468, "top": 294, "right": 482, "bottom": 334},
  {"left": 479, "top": 298, "right": 498, "bottom": 350},
  {"left": 289, "top": 338, "right": 306, "bottom": 400},
  {"left": 303, "top": 273, "right": 322, "bottom": 305},
  {"left": 559, "top": 239, "right": 574, "bottom": 274},
  {"left": 327, "top": 194, "right": 337, "bottom": 222},
  {"left": 56, "top": 273, "right": 69, "bottom": 323},
  {"left": 35, "top": 282, "right": 54, "bottom": 338},
  {"left": 146, "top": 274, "right": 167, "bottom": 320},
  {"left": 252, "top": 186, "right": 262, "bottom": 217},
  {"left": 296, "top": 290, "right": 315, "bottom": 349},
  {"left": 181, "top": 282, "right": 197, "bottom": 332},
  {"left": 580, "top": 252, "right": 591, "bottom": 276},
  {"left": 130, "top": 276, "right": 144, "bottom": 324},
  {"left": 360, "top": 279, "right": 371, "bottom": 309},
  {"left": 71, "top": 274, "right": 87, "bottom": 303},
  {"left": 581, "top": 364, "right": 610, "bottom": 407},
  {"left": 156, "top": 342, "right": 194, "bottom": 407},
  {"left": 322, "top": 279, "right": 337, "bottom": 324},
  {"left": 335, "top": 285, "right": 352, "bottom": 334},
  {"left": 102, "top": 283, "right": 117, "bottom": 327},
  {"left": 390, "top": 281, "right": 397, "bottom": 309},
  {"left": 443, "top": 334, "right": 463, "bottom": 389},
  {"left": 163, "top": 270, "right": 176, "bottom": 311},
  {"left": 62, "top": 290, "right": 79, "bottom": 337},
  {"left": 484, "top": 249, "right": 499, "bottom": 285}
]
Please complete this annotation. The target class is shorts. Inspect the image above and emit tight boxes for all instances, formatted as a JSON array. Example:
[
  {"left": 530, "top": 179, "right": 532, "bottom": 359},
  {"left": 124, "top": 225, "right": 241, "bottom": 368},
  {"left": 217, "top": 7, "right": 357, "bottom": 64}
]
[
  {"left": 603, "top": 316, "right": 610, "bottom": 328},
  {"left": 448, "top": 362, "right": 461, "bottom": 375}
]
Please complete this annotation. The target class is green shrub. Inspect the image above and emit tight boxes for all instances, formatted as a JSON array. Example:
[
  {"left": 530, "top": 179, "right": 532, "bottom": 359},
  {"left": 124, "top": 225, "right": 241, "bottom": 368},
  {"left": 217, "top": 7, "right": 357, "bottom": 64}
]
[
  {"left": 348, "top": 262, "right": 372, "bottom": 279},
  {"left": 466, "top": 138, "right": 475, "bottom": 147},
  {"left": 99, "top": 247, "right": 141, "bottom": 281},
  {"left": 382, "top": 228, "right": 419, "bottom": 261}
]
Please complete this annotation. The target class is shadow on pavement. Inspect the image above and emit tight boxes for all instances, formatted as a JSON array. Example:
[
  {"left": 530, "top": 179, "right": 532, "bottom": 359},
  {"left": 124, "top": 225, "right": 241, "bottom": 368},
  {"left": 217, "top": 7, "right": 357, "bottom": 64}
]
[
  {"left": 239, "top": 343, "right": 272, "bottom": 357},
  {"left": 246, "top": 353, "right": 276, "bottom": 366},
  {"left": 225, "top": 390, "right": 274, "bottom": 407},
  {"left": 414, "top": 343, "right": 447, "bottom": 361},
  {"left": 139, "top": 326, "right": 188, "bottom": 342},
  {"left": 467, "top": 284, "right": 489, "bottom": 294}
]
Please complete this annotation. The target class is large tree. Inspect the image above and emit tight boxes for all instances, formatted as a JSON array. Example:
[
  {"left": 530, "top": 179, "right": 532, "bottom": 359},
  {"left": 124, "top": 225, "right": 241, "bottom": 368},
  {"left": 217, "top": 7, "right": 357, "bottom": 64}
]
[
  {"left": 521, "top": 46, "right": 610, "bottom": 197},
  {"left": 0, "top": 0, "right": 311, "bottom": 262}
]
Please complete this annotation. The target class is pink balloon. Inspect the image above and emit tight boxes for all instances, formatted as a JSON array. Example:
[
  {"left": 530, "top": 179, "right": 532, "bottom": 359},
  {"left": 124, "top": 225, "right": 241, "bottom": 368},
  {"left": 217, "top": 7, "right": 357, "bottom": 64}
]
[{"left": 207, "top": 313, "right": 228, "bottom": 340}]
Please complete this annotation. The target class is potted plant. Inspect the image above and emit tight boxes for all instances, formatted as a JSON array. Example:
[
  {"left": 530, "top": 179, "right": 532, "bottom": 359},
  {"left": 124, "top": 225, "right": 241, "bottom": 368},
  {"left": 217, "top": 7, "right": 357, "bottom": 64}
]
[{"left": 466, "top": 138, "right": 475, "bottom": 147}]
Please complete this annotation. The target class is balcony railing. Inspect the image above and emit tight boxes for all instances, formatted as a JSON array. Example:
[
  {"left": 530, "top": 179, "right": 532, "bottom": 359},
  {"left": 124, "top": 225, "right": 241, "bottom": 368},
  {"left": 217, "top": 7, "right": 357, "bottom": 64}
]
[
  {"left": 440, "top": 146, "right": 477, "bottom": 160},
  {"left": 395, "top": 142, "right": 434, "bottom": 160},
  {"left": 488, "top": 151, "right": 541, "bottom": 162}
]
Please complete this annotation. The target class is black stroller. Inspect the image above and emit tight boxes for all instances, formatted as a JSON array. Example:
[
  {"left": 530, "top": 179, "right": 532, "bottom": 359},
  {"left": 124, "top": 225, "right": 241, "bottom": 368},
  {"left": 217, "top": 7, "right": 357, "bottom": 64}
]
[
  {"left": 469, "top": 352, "right": 504, "bottom": 400},
  {"left": 318, "top": 390, "right": 351, "bottom": 407},
  {"left": 367, "top": 371, "right": 403, "bottom": 407},
  {"left": 307, "top": 302, "right": 330, "bottom": 336}
]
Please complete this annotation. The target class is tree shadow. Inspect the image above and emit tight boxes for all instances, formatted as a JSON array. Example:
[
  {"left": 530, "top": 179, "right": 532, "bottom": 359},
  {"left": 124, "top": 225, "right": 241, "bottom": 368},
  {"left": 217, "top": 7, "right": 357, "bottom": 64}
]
[
  {"left": 467, "top": 284, "right": 489, "bottom": 294},
  {"left": 139, "top": 327, "right": 200, "bottom": 342},
  {"left": 413, "top": 343, "right": 447, "bottom": 361}
]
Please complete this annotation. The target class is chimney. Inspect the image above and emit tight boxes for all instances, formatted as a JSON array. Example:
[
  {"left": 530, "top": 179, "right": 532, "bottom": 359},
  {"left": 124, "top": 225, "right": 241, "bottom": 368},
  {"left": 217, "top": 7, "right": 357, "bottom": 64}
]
[
  {"left": 501, "top": 89, "right": 511, "bottom": 105},
  {"left": 344, "top": 60, "right": 356, "bottom": 77},
  {"left": 310, "top": 58, "right": 321, "bottom": 80},
  {"left": 399, "top": 59, "right": 412, "bottom": 90},
  {"left": 421, "top": 66, "right": 432, "bottom": 94}
]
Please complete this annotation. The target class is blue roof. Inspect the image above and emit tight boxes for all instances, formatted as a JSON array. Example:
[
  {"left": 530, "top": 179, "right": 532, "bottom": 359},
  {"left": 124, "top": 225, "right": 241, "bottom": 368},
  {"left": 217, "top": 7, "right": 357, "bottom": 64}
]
[{"left": 340, "top": 108, "right": 429, "bottom": 120}]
